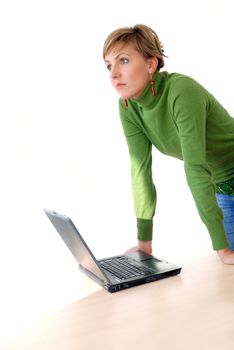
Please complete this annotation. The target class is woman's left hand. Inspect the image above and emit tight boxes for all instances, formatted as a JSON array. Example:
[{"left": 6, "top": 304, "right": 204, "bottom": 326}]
[{"left": 217, "top": 248, "right": 234, "bottom": 264}]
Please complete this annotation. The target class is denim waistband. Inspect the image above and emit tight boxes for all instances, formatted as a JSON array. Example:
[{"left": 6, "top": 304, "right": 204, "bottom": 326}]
[{"left": 216, "top": 177, "right": 234, "bottom": 195}]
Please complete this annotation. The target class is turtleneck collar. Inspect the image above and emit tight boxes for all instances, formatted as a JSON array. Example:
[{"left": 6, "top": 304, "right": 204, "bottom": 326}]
[{"left": 130, "top": 71, "right": 165, "bottom": 109}]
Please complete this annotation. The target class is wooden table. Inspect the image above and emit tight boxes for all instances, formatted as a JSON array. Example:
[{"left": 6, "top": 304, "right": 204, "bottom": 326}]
[{"left": 4, "top": 253, "right": 234, "bottom": 350}]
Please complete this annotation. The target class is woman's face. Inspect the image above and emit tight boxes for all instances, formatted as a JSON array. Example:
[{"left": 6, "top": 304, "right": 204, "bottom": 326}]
[{"left": 105, "top": 43, "right": 157, "bottom": 100}]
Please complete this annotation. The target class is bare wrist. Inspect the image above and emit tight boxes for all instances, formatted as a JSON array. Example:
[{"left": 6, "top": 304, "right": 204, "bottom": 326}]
[{"left": 138, "top": 240, "right": 152, "bottom": 253}]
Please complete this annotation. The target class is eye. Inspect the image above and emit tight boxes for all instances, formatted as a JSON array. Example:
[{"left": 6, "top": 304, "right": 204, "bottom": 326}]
[
  {"left": 106, "top": 64, "right": 112, "bottom": 71},
  {"left": 120, "top": 57, "right": 129, "bottom": 64}
]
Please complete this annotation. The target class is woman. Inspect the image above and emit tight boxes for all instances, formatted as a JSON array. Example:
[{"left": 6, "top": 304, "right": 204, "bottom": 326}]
[{"left": 103, "top": 24, "right": 234, "bottom": 264}]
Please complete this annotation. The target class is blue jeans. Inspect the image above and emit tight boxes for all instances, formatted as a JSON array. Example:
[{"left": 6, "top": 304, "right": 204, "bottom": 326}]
[{"left": 216, "top": 194, "right": 234, "bottom": 250}]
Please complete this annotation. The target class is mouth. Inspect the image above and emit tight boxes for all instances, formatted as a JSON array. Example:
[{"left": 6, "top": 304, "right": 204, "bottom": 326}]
[{"left": 116, "top": 83, "right": 126, "bottom": 90}]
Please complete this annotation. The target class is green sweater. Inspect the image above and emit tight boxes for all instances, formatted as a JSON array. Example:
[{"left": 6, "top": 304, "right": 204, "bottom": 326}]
[{"left": 119, "top": 71, "right": 234, "bottom": 250}]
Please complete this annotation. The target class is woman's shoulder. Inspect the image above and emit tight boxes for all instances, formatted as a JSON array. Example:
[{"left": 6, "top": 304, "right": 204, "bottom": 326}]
[
  {"left": 166, "top": 71, "right": 202, "bottom": 87},
  {"left": 164, "top": 71, "right": 208, "bottom": 98}
]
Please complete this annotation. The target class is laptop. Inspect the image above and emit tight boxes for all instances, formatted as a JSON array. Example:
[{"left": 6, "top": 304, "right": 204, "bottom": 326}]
[{"left": 44, "top": 209, "right": 182, "bottom": 293}]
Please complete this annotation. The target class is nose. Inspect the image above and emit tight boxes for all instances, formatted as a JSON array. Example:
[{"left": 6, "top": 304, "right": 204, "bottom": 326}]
[{"left": 110, "top": 64, "right": 120, "bottom": 80}]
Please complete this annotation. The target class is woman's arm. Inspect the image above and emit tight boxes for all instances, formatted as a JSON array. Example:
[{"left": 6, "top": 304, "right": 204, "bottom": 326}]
[
  {"left": 119, "top": 100, "right": 156, "bottom": 247},
  {"left": 171, "top": 77, "right": 228, "bottom": 250}
]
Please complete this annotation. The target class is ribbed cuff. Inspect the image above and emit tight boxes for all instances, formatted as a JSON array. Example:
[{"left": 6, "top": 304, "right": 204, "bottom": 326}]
[
  {"left": 137, "top": 218, "right": 153, "bottom": 241},
  {"left": 209, "top": 229, "right": 229, "bottom": 250},
  {"left": 207, "top": 220, "right": 229, "bottom": 250}
]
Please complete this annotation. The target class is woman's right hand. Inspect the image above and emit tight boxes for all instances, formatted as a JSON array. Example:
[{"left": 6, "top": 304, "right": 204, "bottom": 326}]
[{"left": 125, "top": 240, "right": 153, "bottom": 255}]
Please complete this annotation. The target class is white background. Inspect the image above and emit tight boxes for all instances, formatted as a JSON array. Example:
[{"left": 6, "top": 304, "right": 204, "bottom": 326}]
[{"left": 0, "top": 0, "right": 233, "bottom": 341}]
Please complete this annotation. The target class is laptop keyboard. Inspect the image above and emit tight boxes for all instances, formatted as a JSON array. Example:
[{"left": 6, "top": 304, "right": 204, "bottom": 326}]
[{"left": 99, "top": 256, "right": 154, "bottom": 280}]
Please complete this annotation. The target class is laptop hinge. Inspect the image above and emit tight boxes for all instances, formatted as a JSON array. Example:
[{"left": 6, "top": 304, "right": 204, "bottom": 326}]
[{"left": 79, "top": 264, "right": 110, "bottom": 288}]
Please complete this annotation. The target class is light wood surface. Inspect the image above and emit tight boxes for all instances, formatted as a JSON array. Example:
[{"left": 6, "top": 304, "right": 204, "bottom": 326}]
[{"left": 3, "top": 253, "right": 234, "bottom": 350}]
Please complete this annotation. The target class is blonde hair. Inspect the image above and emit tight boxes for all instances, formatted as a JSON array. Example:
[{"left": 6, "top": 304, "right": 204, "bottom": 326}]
[{"left": 103, "top": 24, "right": 166, "bottom": 71}]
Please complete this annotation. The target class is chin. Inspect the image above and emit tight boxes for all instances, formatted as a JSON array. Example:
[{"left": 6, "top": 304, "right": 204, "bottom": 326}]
[
  {"left": 121, "top": 94, "right": 134, "bottom": 100},
  {"left": 119, "top": 94, "right": 128, "bottom": 99},
  {"left": 124, "top": 91, "right": 141, "bottom": 100}
]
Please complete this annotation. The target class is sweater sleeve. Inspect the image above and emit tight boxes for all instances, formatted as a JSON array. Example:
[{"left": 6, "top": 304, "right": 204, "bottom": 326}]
[
  {"left": 170, "top": 78, "right": 228, "bottom": 250},
  {"left": 119, "top": 100, "right": 156, "bottom": 241}
]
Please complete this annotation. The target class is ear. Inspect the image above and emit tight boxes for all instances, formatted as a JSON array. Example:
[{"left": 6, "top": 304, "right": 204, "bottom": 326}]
[{"left": 148, "top": 57, "right": 158, "bottom": 74}]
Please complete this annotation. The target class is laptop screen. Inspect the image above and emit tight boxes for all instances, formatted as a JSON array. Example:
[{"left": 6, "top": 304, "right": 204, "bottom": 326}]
[{"left": 44, "top": 209, "right": 110, "bottom": 283}]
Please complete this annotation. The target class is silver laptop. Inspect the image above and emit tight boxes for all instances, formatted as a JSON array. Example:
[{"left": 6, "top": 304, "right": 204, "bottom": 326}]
[{"left": 44, "top": 209, "right": 182, "bottom": 293}]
